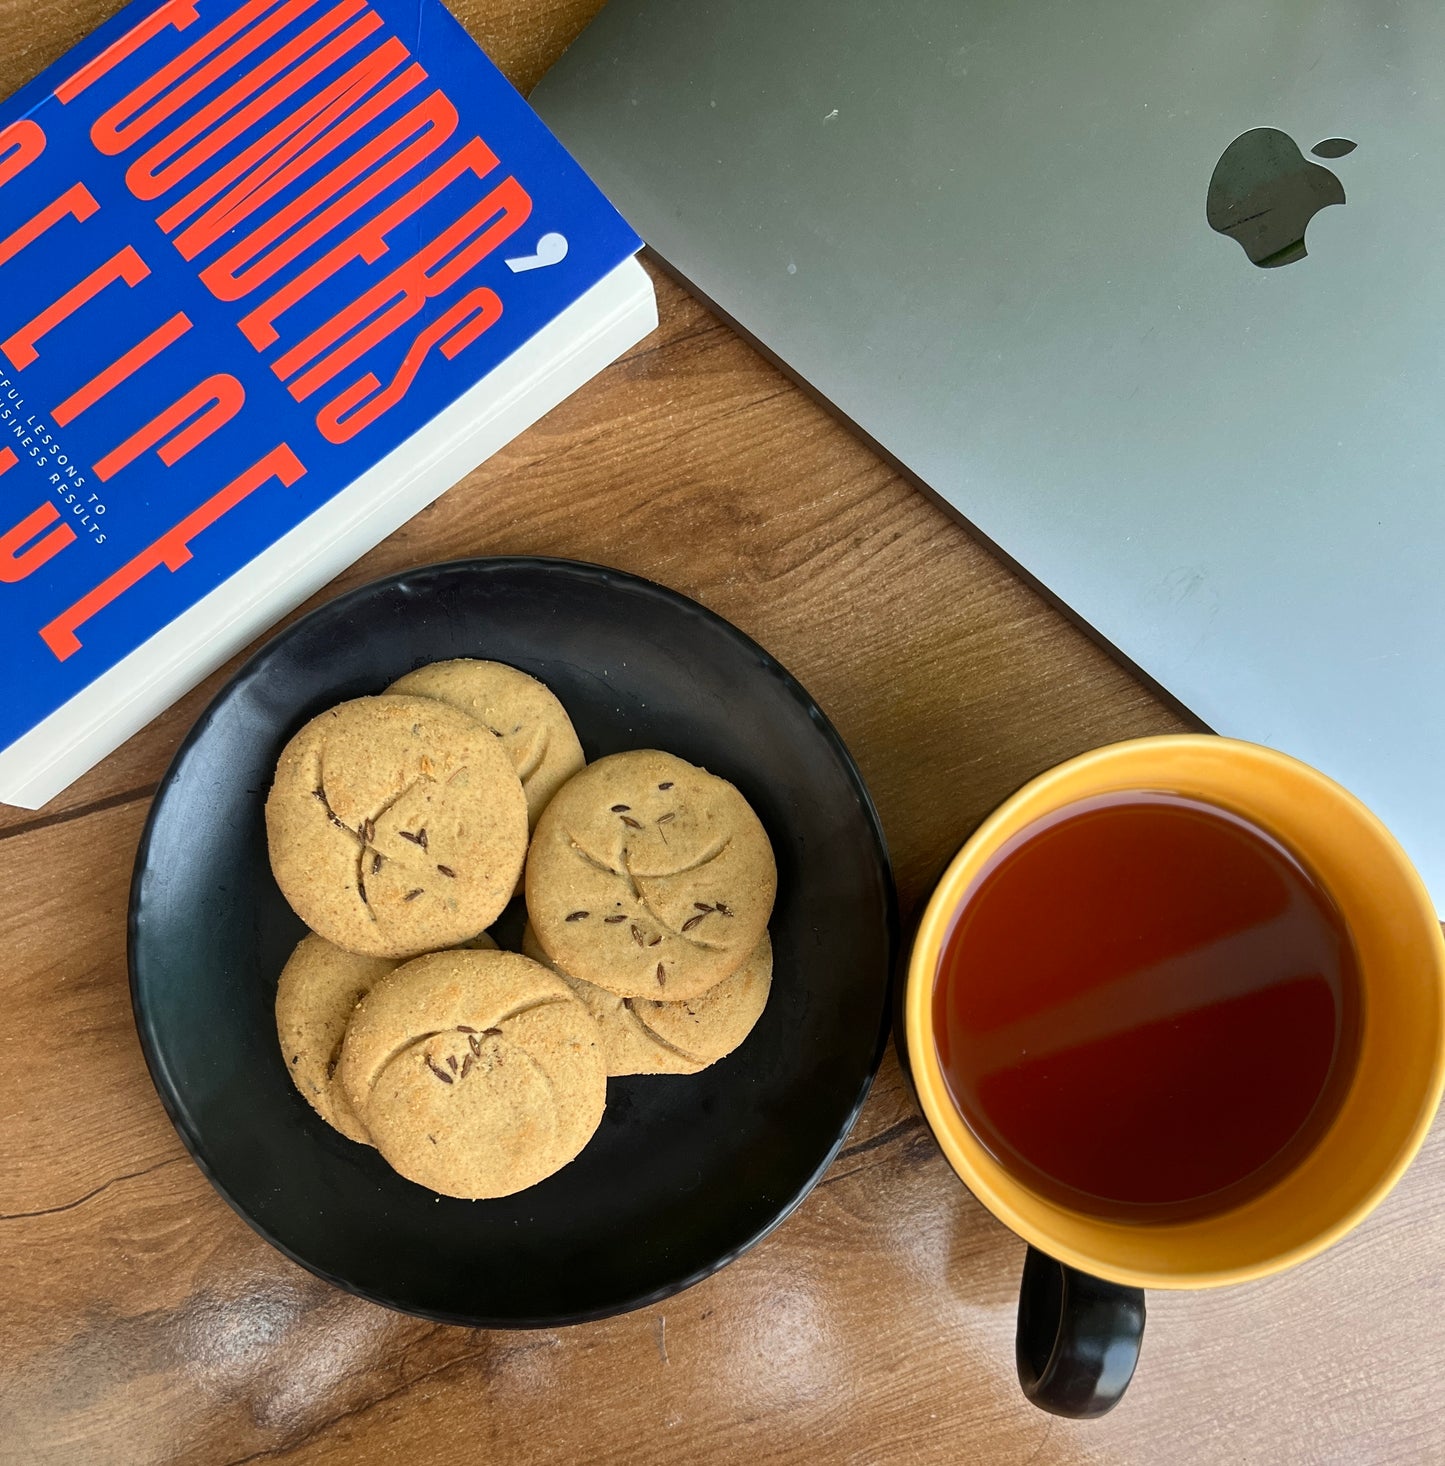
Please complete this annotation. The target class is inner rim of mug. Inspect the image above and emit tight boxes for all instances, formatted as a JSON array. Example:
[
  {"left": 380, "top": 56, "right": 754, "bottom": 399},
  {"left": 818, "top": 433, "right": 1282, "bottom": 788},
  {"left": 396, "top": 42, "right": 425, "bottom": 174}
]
[{"left": 905, "top": 735, "right": 1445, "bottom": 1290}]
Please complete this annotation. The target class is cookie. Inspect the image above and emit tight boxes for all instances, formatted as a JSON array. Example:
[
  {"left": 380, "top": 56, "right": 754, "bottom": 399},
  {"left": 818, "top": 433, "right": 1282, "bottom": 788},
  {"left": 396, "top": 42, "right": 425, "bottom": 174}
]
[
  {"left": 526, "top": 750, "right": 776, "bottom": 1000},
  {"left": 522, "top": 923, "right": 700, "bottom": 1076},
  {"left": 523, "top": 924, "right": 773, "bottom": 1075},
  {"left": 265, "top": 695, "right": 528, "bottom": 959},
  {"left": 337, "top": 949, "right": 606, "bottom": 1199},
  {"left": 274, "top": 933, "right": 398, "bottom": 1144},
  {"left": 387, "top": 660, "right": 585, "bottom": 829},
  {"left": 626, "top": 932, "right": 773, "bottom": 1068},
  {"left": 456, "top": 930, "right": 499, "bottom": 951}
]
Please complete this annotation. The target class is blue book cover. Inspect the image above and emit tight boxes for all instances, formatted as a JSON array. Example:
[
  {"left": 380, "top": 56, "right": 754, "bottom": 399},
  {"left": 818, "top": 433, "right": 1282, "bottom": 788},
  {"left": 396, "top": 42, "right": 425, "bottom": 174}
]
[{"left": 0, "top": 0, "right": 643, "bottom": 783}]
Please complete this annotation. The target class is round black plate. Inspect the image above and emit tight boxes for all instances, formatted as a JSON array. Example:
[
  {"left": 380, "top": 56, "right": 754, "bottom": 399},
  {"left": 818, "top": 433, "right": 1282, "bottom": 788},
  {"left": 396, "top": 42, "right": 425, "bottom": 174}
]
[{"left": 129, "top": 558, "right": 896, "bottom": 1326}]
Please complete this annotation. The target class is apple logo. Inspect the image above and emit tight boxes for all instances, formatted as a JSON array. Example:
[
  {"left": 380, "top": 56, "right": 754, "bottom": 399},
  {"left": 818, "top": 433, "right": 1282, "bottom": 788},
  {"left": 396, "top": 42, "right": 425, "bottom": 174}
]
[{"left": 1207, "top": 129, "right": 1357, "bottom": 268}]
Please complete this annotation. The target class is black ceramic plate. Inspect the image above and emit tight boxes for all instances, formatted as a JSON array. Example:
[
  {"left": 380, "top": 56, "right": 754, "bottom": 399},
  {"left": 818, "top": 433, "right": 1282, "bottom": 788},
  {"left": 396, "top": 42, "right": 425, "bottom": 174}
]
[{"left": 129, "top": 558, "right": 895, "bottom": 1326}]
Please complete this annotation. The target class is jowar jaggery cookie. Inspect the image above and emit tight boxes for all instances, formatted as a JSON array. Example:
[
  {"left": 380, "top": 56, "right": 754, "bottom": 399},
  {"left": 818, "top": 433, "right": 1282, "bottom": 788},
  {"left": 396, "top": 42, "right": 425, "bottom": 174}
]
[
  {"left": 266, "top": 696, "right": 528, "bottom": 959},
  {"left": 387, "top": 659, "right": 585, "bottom": 830},
  {"left": 523, "top": 924, "right": 772, "bottom": 1076},
  {"left": 274, "top": 932, "right": 399, "bottom": 1144},
  {"left": 337, "top": 949, "right": 606, "bottom": 1199},
  {"left": 526, "top": 750, "right": 776, "bottom": 1001}
]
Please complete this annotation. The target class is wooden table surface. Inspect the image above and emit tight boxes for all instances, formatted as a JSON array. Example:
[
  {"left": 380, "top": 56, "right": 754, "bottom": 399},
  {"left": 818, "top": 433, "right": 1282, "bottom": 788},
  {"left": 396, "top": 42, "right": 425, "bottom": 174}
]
[{"left": 2, "top": 2, "right": 1443, "bottom": 1462}]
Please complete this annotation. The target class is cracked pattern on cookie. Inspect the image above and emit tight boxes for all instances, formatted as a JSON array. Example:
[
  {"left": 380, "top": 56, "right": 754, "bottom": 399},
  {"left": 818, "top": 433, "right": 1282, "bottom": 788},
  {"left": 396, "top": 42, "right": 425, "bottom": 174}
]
[
  {"left": 387, "top": 659, "right": 585, "bottom": 830},
  {"left": 525, "top": 750, "right": 776, "bottom": 1000},
  {"left": 337, "top": 949, "right": 606, "bottom": 1199},
  {"left": 265, "top": 695, "right": 528, "bottom": 958}
]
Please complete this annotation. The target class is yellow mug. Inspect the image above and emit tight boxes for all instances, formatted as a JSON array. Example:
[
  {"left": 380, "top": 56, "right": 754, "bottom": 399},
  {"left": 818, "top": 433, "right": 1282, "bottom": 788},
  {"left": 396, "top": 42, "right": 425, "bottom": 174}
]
[{"left": 904, "top": 735, "right": 1445, "bottom": 1417}]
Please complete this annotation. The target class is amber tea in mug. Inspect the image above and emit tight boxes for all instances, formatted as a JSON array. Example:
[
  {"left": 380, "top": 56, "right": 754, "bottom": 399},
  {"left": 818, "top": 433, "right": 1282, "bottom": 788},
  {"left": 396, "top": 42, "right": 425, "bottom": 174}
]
[{"left": 932, "top": 789, "right": 1362, "bottom": 1222}]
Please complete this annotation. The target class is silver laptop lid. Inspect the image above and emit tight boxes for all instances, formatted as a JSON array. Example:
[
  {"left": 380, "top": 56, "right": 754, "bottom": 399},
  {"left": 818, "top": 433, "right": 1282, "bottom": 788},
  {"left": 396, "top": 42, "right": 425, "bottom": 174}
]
[{"left": 533, "top": 0, "right": 1445, "bottom": 907}]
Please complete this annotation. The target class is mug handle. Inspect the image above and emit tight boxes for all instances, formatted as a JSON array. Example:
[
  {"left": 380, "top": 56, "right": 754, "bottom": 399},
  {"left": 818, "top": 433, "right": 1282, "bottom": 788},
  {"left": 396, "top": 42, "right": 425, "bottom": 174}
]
[{"left": 1016, "top": 1246, "right": 1146, "bottom": 1417}]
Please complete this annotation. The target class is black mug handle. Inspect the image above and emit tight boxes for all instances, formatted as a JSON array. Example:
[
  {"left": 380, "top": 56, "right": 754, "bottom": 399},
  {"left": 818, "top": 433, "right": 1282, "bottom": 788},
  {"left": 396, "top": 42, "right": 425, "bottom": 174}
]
[{"left": 1016, "top": 1246, "right": 1146, "bottom": 1417}]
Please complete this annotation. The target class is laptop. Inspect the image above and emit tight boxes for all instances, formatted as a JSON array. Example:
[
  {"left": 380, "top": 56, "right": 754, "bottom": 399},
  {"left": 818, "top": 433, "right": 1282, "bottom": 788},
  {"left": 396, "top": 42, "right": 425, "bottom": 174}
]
[{"left": 531, "top": 0, "right": 1445, "bottom": 909}]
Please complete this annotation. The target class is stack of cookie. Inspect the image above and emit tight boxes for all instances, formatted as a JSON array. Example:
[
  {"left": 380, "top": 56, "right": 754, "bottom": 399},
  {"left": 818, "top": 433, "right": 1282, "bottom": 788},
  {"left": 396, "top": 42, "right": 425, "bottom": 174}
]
[
  {"left": 523, "top": 750, "right": 776, "bottom": 1076},
  {"left": 266, "top": 660, "right": 777, "bottom": 1200}
]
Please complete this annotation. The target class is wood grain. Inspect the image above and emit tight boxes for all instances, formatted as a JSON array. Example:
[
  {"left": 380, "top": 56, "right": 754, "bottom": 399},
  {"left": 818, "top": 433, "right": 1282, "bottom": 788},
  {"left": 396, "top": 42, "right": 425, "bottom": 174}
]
[{"left": 0, "top": 4, "right": 1440, "bottom": 1464}]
